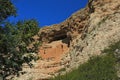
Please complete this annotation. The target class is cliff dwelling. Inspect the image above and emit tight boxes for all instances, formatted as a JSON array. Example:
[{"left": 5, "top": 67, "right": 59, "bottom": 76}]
[{"left": 39, "top": 32, "right": 70, "bottom": 62}]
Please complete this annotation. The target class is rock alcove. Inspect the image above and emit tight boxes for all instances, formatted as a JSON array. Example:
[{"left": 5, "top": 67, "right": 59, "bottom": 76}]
[{"left": 39, "top": 32, "right": 70, "bottom": 61}]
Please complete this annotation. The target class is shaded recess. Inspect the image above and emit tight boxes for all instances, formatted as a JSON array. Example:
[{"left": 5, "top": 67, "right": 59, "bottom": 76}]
[
  {"left": 52, "top": 33, "right": 67, "bottom": 41},
  {"left": 50, "top": 32, "right": 71, "bottom": 47}
]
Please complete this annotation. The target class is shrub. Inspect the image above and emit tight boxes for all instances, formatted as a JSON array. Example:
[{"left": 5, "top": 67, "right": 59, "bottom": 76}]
[
  {"left": 51, "top": 41, "right": 120, "bottom": 80},
  {"left": 0, "top": 20, "right": 40, "bottom": 79}
]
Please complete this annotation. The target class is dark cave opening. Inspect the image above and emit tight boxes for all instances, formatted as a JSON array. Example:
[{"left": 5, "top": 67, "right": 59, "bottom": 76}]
[
  {"left": 53, "top": 34, "right": 67, "bottom": 41},
  {"left": 51, "top": 34, "right": 71, "bottom": 47}
]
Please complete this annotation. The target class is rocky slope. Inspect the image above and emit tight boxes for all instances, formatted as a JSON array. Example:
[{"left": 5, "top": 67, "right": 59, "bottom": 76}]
[
  {"left": 14, "top": 0, "right": 120, "bottom": 80},
  {"left": 63, "top": 0, "right": 120, "bottom": 68}
]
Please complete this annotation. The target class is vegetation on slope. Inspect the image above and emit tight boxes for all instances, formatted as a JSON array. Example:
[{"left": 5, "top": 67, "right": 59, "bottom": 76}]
[{"left": 51, "top": 41, "right": 120, "bottom": 80}]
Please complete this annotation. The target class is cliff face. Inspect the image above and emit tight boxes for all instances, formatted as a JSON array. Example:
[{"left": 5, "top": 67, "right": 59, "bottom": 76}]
[
  {"left": 38, "top": 8, "right": 89, "bottom": 43},
  {"left": 65, "top": 0, "right": 120, "bottom": 63},
  {"left": 63, "top": 0, "right": 120, "bottom": 75},
  {"left": 14, "top": 0, "right": 120, "bottom": 80}
]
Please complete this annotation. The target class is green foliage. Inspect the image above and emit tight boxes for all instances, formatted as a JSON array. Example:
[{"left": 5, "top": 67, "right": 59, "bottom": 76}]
[
  {"left": 16, "top": 19, "right": 39, "bottom": 46},
  {"left": 0, "top": 0, "right": 41, "bottom": 79},
  {"left": 17, "top": 20, "right": 39, "bottom": 38},
  {"left": 51, "top": 41, "right": 120, "bottom": 80},
  {"left": 57, "top": 68, "right": 66, "bottom": 72},
  {"left": 0, "top": 20, "right": 40, "bottom": 79},
  {"left": 103, "top": 41, "right": 120, "bottom": 55},
  {"left": 0, "top": 0, "right": 16, "bottom": 22},
  {"left": 51, "top": 54, "right": 118, "bottom": 80},
  {"left": 51, "top": 50, "right": 119, "bottom": 80}
]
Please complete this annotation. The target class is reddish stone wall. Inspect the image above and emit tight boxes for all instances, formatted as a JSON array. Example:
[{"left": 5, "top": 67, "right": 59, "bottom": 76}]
[{"left": 39, "top": 40, "right": 69, "bottom": 62}]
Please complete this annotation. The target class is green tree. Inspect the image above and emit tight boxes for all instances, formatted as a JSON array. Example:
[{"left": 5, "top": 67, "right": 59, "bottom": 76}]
[
  {"left": 0, "top": 21, "right": 39, "bottom": 79},
  {"left": 0, "top": 0, "right": 16, "bottom": 22},
  {"left": 17, "top": 20, "right": 39, "bottom": 46},
  {"left": 0, "top": 0, "right": 40, "bottom": 79}
]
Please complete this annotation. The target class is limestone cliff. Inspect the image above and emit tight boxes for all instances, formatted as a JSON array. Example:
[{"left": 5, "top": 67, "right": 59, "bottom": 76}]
[
  {"left": 14, "top": 0, "right": 120, "bottom": 80},
  {"left": 62, "top": 0, "right": 120, "bottom": 77}
]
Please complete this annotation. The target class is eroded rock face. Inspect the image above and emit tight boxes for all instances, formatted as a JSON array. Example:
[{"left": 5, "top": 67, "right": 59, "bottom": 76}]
[
  {"left": 38, "top": 8, "right": 89, "bottom": 43},
  {"left": 39, "top": 40, "right": 69, "bottom": 61},
  {"left": 62, "top": 0, "right": 120, "bottom": 76}
]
